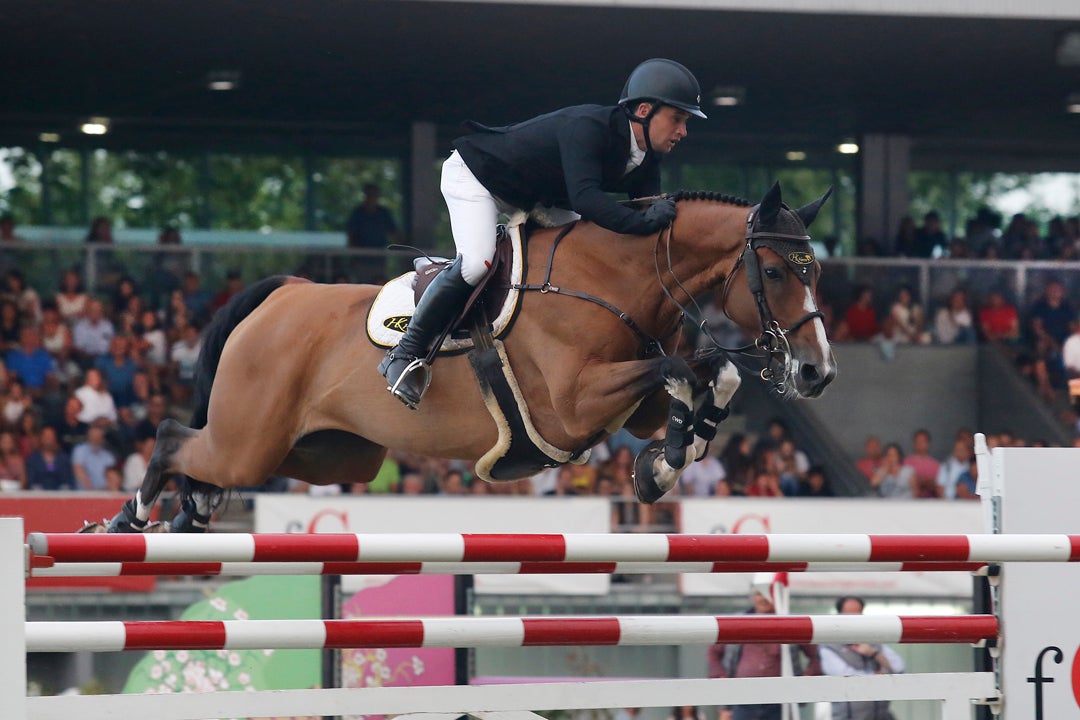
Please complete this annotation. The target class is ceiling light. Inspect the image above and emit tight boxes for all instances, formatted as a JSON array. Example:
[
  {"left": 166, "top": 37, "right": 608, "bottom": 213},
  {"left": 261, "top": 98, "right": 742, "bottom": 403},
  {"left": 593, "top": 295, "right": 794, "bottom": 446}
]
[
  {"left": 80, "top": 117, "right": 110, "bottom": 135},
  {"left": 785, "top": 150, "right": 807, "bottom": 162},
  {"left": 207, "top": 70, "right": 242, "bottom": 91},
  {"left": 38, "top": 132, "right": 61, "bottom": 143},
  {"left": 1067, "top": 93, "right": 1080, "bottom": 114},
  {"left": 837, "top": 141, "right": 860, "bottom": 155},
  {"left": 1056, "top": 31, "right": 1080, "bottom": 67},
  {"left": 710, "top": 86, "right": 745, "bottom": 107}
]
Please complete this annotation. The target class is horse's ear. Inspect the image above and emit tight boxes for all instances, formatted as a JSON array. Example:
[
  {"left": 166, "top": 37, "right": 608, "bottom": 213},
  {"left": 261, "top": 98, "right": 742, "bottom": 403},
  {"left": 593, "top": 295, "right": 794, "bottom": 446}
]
[
  {"left": 795, "top": 187, "right": 834, "bottom": 229},
  {"left": 758, "top": 181, "right": 783, "bottom": 224}
]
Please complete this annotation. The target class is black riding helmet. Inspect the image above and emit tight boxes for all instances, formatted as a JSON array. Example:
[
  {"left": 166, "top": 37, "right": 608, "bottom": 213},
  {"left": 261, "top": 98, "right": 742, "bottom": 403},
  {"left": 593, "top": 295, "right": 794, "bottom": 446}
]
[{"left": 619, "top": 58, "right": 707, "bottom": 120}]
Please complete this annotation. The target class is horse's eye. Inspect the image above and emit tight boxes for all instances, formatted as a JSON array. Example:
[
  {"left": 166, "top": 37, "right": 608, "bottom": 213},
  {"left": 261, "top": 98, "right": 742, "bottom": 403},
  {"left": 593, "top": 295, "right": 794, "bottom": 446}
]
[{"left": 764, "top": 267, "right": 783, "bottom": 281}]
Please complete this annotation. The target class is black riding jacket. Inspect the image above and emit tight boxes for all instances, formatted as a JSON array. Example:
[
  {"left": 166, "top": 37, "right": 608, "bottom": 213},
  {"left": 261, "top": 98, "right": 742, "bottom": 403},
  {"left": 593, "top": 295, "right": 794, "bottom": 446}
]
[{"left": 452, "top": 104, "right": 662, "bottom": 235}]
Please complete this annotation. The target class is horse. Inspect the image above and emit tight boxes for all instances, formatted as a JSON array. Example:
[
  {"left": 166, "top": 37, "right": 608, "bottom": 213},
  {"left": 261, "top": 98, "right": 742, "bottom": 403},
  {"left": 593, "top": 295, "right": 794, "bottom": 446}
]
[{"left": 97, "top": 181, "right": 835, "bottom": 533}]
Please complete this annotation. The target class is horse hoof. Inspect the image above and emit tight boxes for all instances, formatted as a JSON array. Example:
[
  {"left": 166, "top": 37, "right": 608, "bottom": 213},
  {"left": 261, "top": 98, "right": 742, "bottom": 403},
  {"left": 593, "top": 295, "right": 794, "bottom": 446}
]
[
  {"left": 632, "top": 440, "right": 669, "bottom": 504},
  {"left": 107, "top": 499, "right": 149, "bottom": 533}
]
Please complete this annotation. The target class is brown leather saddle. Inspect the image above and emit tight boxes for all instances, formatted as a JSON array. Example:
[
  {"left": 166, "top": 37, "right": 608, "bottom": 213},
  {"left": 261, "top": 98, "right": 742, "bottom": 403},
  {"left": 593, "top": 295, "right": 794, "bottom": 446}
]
[{"left": 413, "top": 225, "right": 516, "bottom": 343}]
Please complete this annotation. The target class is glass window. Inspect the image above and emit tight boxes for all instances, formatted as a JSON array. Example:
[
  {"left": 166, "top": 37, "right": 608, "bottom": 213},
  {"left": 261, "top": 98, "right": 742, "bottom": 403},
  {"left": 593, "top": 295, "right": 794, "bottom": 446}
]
[
  {"left": 311, "top": 157, "right": 401, "bottom": 234},
  {"left": 87, "top": 149, "right": 201, "bottom": 230},
  {"left": 0, "top": 147, "right": 43, "bottom": 224},
  {"left": 208, "top": 154, "right": 306, "bottom": 231},
  {"left": 42, "top": 149, "right": 83, "bottom": 227}
]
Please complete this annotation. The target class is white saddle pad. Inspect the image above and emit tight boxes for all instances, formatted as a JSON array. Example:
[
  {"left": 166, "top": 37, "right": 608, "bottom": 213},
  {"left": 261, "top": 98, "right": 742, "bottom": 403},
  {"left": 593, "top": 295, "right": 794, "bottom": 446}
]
[{"left": 366, "top": 224, "right": 525, "bottom": 352}]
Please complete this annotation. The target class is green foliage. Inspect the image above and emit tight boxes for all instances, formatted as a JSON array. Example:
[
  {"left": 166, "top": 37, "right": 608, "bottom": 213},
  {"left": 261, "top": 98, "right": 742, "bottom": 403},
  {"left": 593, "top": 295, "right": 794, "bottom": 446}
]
[
  {"left": 209, "top": 154, "right": 307, "bottom": 230},
  {"left": 313, "top": 156, "right": 401, "bottom": 232},
  {"left": 88, "top": 149, "right": 201, "bottom": 230}
]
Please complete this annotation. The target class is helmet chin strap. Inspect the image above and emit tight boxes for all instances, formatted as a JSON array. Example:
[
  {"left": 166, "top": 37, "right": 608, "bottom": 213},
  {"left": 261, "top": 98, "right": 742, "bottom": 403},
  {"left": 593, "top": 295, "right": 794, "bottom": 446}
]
[{"left": 624, "top": 102, "right": 661, "bottom": 156}]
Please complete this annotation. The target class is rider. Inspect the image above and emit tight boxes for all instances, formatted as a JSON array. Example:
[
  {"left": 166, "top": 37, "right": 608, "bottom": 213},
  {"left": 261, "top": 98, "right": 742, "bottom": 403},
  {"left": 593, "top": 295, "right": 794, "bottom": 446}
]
[{"left": 378, "top": 58, "right": 707, "bottom": 408}]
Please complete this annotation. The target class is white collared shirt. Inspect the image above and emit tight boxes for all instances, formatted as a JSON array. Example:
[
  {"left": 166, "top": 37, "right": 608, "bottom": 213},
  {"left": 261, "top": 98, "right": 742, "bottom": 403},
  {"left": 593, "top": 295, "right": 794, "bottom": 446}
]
[{"left": 625, "top": 122, "right": 646, "bottom": 173}]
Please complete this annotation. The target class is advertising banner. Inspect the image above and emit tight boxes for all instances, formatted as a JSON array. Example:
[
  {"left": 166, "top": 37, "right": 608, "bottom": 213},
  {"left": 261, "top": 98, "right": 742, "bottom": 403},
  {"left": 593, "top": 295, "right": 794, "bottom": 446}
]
[
  {"left": 998, "top": 447, "right": 1080, "bottom": 720},
  {"left": 679, "top": 498, "right": 983, "bottom": 597},
  {"left": 255, "top": 495, "right": 612, "bottom": 594}
]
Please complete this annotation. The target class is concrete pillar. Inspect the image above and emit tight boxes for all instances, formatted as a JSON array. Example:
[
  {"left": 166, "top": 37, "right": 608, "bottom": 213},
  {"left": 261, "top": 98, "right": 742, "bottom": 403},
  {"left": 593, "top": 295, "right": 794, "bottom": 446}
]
[
  {"left": 858, "top": 133, "right": 911, "bottom": 254},
  {"left": 409, "top": 121, "right": 439, "bottom": 245}
]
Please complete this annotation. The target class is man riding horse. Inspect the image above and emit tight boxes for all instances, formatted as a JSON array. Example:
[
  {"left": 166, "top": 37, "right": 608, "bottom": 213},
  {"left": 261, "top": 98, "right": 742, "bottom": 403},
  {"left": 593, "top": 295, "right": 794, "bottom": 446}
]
[{"left": 378, "top": 58, "right": 707, "bottom": 409}]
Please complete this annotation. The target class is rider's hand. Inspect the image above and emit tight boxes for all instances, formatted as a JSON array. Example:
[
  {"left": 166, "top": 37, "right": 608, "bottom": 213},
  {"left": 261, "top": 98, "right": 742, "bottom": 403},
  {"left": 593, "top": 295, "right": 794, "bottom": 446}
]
[{"left": 640, "top": 198, "right": 676, "bottom": 231}]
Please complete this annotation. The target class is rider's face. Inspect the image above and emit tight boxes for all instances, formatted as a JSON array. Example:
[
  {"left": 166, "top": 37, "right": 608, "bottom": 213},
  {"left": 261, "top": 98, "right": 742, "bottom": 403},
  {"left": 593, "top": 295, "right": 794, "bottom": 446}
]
[{"left": 636, "top": 104, "right": 690, "bottom": 153}]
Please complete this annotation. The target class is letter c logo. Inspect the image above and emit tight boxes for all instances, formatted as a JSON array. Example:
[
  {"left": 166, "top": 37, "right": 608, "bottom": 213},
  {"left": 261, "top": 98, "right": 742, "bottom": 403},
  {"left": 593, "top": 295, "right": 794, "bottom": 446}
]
[{"left": 1073, "top": 645, "right": 1080, "bottom": 709}]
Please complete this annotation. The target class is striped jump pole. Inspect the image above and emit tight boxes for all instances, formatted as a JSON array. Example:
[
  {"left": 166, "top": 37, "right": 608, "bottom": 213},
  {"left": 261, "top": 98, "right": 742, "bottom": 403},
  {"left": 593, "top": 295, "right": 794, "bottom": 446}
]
[
  {"left": 30, "top": 559, "right": 988, "bottom": 578},
  {"left": 26, "top": 531, "right": 1080, "bottom": 565},
  {"left": 25, "top": 613, "right": 999, "bottom": 653}
]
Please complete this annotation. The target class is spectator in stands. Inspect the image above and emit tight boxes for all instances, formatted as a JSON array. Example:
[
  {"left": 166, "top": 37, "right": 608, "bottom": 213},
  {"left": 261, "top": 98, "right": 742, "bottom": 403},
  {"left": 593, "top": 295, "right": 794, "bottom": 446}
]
[
  {"left": 892, "top": 216, "right": 917, "bottom": 257},
  {"left": 122, "top": 425, "right": 155, "bottom": 493},
  {"left": 16, "top": 410, "right": 39, "bottom": 458},
  {"left": 399, "top": 471, "right": 428, "bottom": 495},
  {"left": 168, "top": 321, "right": 203, "bottom": 405},
  {"left": 71, "top": 425, "right": 116, "bottom": 490},
  {"left": 134, "top": 392, "right": 169, "bottom": 440},
  {"left": 439, "top": 468, "right": 468, "bottom": 495},
  {"left": 54, "top": 268, "right": 89, "bottom": 326},
  {"left": 2, "top": 378, "right": 31, "bottom": 429},
  {"left": 839, "top": 286, "right": 880, "bottom": 342},
  {"left": 719, "top": 433, "right": 753, "bottom": 496},
  {"left": 73, "top": 368, "right": 118, "bottom": 426},
  {"left": 746, "top": 468, "right": 783, "bottom": 498},
  {"left": 180, "top": 271, "right": 212, "bottom": 324},
  {"left": 84, "top": 216, "right": 113, "bottom": 244},
  {"left": 72, "top": 299, "right": 115, "bottom": 366},
  {"left": 886, "top": 285, "right": 930, "bottom": 344},
  {"left": 776, "top": 437, "right": 809, "bottom": 496},
  {"left": 955, "top": 457, "right": 979, "bottom": 500},
  {"left": 0, "top": 214, "right": 26, "bottom": 243},
  {"left": 544, "top": 465, "right": 580, "bottom": 496},
  {"left": 1063, "top": 318, "right": 1080, "bottom": 379},
  {"left": 914, "top": 211, "right": 948, "bottom": 258},
  {"left": 936, "top": 435, "right": 973, "bottom": 500},
  {"left": 94, "top": 336, "right": 139, "bottom": 409},
  {"left": 678, "top": 449, "right": 728, "bottom": 496},
  {"left": 52, "top": 395, "right": 88, "bottom": 453},
  {"left": 346, "top": 183, "right": 400, "bottom": 248},
  {"left": 210, "top": 270, "right": 245, "bottom": 316},
  {"left": 5, "top": 269, "right": 42, "bottom": 326},
  {"left": 0, "top": 299, "right": 21, "bottom": 352},
  {"left": 855, "top": 435, "right": 882, "bottom": 481},
  {"left": 821, "top": 596, "right": 905, "bottom": 720},
  {"left": 904, "top": 429, "right": 940, "bottom": 498},
  {"left": 709, "top": 585, "right": 821, "bottom": 720},
  {"left": 40, "top": 304, "right": 78, "bottom": 387},
  {"left": 868, "top": 443, "right": 913, "bottom": 499},
  {"left": 964, "top": 208, "right": 1001, "bottom": 257},
  {"left": 933, "top": 288, "right": 975, "bottom": 344},
  {"left": 797, "top": 465, "right": 834, "bottom": 497},
  {"left": 0, "top": 431, "right": 26, "bottom": 489},
  {"left": 978, "top": 290, "right": 1020, "bottom": 344},
  {"left": 25, "top": 426, "right": 76, "bottom": 491},
  {"left": 1028, "top": 279, "right": 1074, "bottom": 350},
  {"left": 5, "top": 326, "right": 57, "bottom": 399}
]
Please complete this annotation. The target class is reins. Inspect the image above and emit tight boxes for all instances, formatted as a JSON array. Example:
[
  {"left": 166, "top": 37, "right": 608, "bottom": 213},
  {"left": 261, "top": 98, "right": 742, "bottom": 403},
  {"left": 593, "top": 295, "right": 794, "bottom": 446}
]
[{"left": 512, "top": 222, "right": 673, "bottom": 357}]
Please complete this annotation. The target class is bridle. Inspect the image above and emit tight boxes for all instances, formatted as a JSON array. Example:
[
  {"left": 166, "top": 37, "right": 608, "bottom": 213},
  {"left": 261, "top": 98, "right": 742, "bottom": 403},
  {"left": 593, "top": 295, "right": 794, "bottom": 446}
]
[
  {"left": 665, "top": 202, "right": 823, "bottom": 395},
  {"left": 514, "top": 199, "right": 824, "bottom": 394}
]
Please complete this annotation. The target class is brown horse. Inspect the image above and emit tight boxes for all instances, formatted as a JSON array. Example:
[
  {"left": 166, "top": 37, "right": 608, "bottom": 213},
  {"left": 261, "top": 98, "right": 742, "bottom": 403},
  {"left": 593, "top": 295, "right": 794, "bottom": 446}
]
[{"left": 100, "top": 181, "right": 835, "bottom": 532}]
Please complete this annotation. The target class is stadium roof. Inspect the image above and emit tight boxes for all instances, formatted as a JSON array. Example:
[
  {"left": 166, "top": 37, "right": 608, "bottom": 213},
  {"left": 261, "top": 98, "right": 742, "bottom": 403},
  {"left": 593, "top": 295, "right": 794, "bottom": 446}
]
[{"left": 3, "top": 1, "right": 1079, "bottom": 170}]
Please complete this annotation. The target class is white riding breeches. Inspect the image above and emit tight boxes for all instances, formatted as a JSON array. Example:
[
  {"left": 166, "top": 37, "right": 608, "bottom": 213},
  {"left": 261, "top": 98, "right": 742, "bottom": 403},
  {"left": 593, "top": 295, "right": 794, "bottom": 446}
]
[{"left": 441, "top": 150, "right": 579, "bottom": 286}]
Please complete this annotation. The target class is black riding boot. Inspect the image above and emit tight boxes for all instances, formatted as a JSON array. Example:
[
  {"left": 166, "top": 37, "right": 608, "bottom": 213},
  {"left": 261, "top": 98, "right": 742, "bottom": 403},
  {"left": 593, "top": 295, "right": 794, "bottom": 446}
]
[{"left": 378, "top": 256, "right": 473, "bottom": 408}]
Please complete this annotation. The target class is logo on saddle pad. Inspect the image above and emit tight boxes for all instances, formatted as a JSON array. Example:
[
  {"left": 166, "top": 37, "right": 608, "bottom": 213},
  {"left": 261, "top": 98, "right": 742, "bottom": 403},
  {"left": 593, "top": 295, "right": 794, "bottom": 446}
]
[
  {"left": 383, "top": 315, "right": 411, "bottom": 333},
  {"left": 788, "top": 251, "right": 815, "bottom": 265}
]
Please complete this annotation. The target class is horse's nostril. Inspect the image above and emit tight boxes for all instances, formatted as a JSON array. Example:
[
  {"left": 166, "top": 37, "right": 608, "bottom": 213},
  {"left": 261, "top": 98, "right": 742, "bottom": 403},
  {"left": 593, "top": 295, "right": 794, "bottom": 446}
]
[{"left": 800, "top": 364, "right": 820, "bottom": 382}]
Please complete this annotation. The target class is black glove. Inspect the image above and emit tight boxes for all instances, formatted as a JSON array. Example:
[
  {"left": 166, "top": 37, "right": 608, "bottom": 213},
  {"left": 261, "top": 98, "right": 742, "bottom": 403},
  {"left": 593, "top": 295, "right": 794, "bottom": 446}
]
[{"left": 639, "top": 198, "right": 677, "bottom": 232}]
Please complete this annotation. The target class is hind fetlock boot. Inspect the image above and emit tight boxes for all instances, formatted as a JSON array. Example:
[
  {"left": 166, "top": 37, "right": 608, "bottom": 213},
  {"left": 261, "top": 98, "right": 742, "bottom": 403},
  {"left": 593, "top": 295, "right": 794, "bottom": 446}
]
[{"left": 378, "top": 256, "right": 473, "bottom": 408}]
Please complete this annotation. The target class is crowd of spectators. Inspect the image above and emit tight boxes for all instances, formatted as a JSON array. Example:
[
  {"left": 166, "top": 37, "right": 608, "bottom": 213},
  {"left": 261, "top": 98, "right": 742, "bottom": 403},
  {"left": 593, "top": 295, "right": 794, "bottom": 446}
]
[{"left": 869, "top": 209, "right": 1080, "bottom": 261}]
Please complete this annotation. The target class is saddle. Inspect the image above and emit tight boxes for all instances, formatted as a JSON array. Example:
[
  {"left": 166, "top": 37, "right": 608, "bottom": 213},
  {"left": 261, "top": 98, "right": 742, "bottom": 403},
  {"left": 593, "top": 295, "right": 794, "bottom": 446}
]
[{"left": 413, "top": 225, "right": 515, "bottom": 340}]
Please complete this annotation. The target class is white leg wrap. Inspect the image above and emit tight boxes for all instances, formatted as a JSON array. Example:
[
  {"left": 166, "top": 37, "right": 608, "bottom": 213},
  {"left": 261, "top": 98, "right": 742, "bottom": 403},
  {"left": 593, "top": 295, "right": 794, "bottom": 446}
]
[
  {"left": 692, "top": 361, "right": 741, "bottom": 461},
  {"left": 134, "top": 490, "right": 153, "bottom": 523}
]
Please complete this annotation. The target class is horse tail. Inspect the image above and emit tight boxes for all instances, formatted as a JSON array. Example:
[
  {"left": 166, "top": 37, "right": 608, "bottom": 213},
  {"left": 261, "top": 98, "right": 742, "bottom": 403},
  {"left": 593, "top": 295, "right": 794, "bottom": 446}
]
[
  {"left": 189, "top": 275, "right": 290, "bottom": 429},
  {"left": 180, "top": 275, "right": 291, "bottom": 516}
]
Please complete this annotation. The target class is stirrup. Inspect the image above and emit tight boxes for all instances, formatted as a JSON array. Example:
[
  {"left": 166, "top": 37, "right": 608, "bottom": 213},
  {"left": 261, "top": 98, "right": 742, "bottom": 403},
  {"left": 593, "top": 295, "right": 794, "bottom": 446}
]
[{"left": 388, "top": 357, "right": 433, "bottom": 409}]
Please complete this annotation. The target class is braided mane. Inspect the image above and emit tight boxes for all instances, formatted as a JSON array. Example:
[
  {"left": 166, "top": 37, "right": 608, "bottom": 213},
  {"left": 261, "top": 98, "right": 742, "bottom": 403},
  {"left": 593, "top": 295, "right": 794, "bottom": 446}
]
[{"left": 667, "top": 190, "right": 752, "bottom": 207}]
